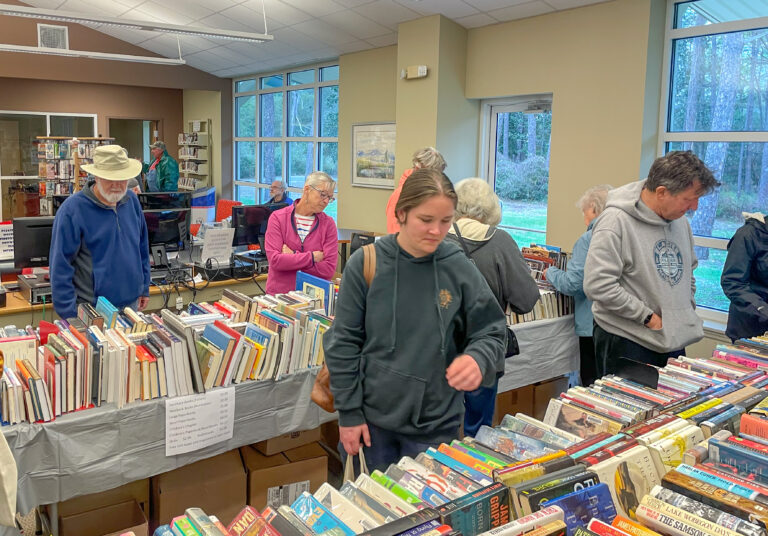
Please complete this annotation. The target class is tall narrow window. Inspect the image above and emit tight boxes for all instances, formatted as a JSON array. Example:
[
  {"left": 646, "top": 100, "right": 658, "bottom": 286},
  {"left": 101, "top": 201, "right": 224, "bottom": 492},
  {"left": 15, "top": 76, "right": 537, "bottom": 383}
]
[{"left": 484, "top": 98, "right": 553, "bottom": 247}]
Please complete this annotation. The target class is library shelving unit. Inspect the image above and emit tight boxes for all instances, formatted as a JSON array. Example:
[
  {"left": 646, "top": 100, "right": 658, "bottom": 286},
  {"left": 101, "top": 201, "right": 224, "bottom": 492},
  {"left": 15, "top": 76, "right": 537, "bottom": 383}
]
[
  {"left": 35, "top": 136, "right": 113, "bottom": 215},
  {"left": 177, "top": 119, "right": 211, "bottom": 191}
]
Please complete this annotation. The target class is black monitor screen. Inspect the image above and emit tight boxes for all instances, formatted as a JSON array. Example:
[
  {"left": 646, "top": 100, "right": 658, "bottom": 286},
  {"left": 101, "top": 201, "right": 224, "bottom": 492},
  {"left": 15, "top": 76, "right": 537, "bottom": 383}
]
[
  {"left": 231, "top": 205, "right": 270, "bottom": 247},
  {"left": 231, "top": 203, "right": 289, "bottom": 247},
  {"left": 144, "top": 209, "right": 190, "bottom": 251},
  {"left": 13, "top": 216, "right": 55, "bottom": 269}
]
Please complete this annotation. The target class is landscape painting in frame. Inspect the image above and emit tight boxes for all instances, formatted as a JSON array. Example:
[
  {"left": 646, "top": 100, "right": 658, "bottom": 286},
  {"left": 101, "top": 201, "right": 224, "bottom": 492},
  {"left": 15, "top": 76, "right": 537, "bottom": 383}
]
[{"left": 352, "top": 122, "right": 396, "bottom": 188}]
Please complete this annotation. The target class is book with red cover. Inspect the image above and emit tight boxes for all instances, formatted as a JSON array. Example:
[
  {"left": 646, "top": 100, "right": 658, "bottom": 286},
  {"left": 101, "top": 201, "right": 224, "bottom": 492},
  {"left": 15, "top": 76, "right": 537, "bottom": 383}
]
[
  {"left": 228, "top": 506, "right": 281, "bottom": 536},
  {"left": 38, "top": 320, "right": 59, "bottom": 345},
  {"left": 213, "top": 320, "right": 244, "bottom": 386}
]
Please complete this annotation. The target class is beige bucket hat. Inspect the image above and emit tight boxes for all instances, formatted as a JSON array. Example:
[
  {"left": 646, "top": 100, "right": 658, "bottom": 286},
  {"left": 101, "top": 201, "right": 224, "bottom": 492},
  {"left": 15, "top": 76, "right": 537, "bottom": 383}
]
[{"left": 81, "top": 144, "right": 142, "bottom": 181}]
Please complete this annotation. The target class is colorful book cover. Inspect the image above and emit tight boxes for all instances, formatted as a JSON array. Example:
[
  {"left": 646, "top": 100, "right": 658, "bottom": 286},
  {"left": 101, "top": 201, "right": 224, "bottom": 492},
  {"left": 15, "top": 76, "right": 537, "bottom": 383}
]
[
  {"left": 358, "top": 508, "right": 439, "bottom": 536},
  {"left": 475, "top": 426, "right": 555, "bottom": 461},
  {"left": 291, "top": 492, "right": 355, "bottom": 536},
  {"left": 545, "top": 483, "right": 617, "bottom": 534},
  {"left": 435, "top": 482, "right": 511, "bottom": 536},
  {"left": 385, "top": 465, "right": 450, "bottom": 506},
  {"left": 424, "top": 448, "right": 493, "bottom": 486},
  {"left": 371, "top": 470, "right": 425, "bottom": 507},
  {"left": 338, "top": 482, "right": 399, "bottom": 525},
  {"left": 414, "top": 452, "right": 482, "bottom": 495},
  {"left": 228, "top": 505, "right": 281, "bottom": 536}
]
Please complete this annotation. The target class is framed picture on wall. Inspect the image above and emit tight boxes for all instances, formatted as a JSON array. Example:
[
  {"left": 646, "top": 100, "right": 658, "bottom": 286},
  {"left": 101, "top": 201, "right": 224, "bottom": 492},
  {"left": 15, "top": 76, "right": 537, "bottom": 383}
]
[{"left": 351, "top": 122, "right": 396, "bottom": 189}]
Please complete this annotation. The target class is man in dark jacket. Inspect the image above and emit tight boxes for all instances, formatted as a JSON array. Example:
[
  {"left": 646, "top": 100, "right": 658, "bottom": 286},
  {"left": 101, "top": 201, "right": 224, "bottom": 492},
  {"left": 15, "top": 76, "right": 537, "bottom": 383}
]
[
  {"left": 50, "top": 145, "right": 150, "bottom": 319},
  {"left": 142, "top": 140, "right": 179, "bottom": 192},
  {"left": 722, "top": 213, "right": 768, "bottom": 341}
]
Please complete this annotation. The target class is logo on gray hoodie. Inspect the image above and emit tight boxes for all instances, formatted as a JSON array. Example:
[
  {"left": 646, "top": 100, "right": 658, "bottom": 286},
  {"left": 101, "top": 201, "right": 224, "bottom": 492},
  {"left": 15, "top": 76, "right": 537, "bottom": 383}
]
[{"left": 654, "top": 239, "right": 683, "bottom": 286}]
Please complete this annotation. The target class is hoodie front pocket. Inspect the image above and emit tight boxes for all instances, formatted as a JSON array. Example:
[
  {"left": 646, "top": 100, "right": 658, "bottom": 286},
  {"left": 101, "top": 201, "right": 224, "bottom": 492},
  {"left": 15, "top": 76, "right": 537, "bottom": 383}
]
[
  {"left": 658, "top": 305, "right": 704, "bottom": 351},
  {"left": 362, "top": 359, "right": 427, "bottom": 429}
]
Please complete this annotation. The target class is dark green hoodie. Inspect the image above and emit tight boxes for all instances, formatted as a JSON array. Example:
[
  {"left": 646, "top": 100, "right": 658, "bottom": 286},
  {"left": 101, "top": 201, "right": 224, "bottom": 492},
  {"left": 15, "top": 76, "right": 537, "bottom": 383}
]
[{"left": 323, "top": 234, "right": 507, "bottom": 437}]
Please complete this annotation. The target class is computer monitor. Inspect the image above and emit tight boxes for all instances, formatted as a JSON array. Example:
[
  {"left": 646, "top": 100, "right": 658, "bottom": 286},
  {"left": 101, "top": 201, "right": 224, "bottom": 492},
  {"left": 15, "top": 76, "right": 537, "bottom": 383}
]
[
  {"left": 231, "top": 203, "right": 288, "bottom": 248},
  {"left": 13, "top": 216, "right": 55, "bottom": 269},
  {"left": 144, "top": 209, "right": 190, "bottom": 251}
]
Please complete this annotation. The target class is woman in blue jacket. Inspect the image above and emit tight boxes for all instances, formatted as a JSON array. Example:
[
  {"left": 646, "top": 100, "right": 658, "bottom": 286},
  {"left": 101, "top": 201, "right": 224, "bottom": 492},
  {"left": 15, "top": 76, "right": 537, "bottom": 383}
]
[
  {"left": 545, "top": 185, "right": 612, "bottom": 386},
  {"left": 722, "top": 213, "right": 768, "bottom": 341}
]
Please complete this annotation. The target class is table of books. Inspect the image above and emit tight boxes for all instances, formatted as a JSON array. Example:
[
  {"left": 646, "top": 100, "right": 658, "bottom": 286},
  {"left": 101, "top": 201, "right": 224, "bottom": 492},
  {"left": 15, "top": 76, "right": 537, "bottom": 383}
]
[
  {"left": 498, "top": 314, "right": 580, "bottom": 393},
  {"left": 1, "top": 367, "right": 334, "bottom": 516}
]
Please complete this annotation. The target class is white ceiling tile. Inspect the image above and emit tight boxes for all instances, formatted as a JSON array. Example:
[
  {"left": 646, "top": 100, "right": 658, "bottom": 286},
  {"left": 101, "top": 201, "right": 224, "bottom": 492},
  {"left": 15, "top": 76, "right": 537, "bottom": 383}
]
[
  {"left": 543, "top": 0, "right": 607, "bottom": 9},
  {"left": 139, "top": 34, "right": 211, "bottom": 56},
  {"left": 130, "top": 2, "right": 195, "bottom": 25},
  {"left": 334, "top": 0, "right": 376, "bottom": 7},
  {"left": 353, "top": 0, "right": 422, "bottom": 29},
  {"left": 112, "top": 0, "right": 145, "bottom": 7},
  {"left": 219, "top": 5, "right": 283, "bottom": 33},
  {"left": 279, "top": 0, "right": 346, "bottom": 18},
  {"left": 92, "top": 26, "right": 157, "bottom": 45},
  {"left": 453, "top": 12, "right": 498, "bottom": 28},
  {"left": 333, "top": 40, "right": 369, "bottom": 53},
  {"left": 20, "top": 0, "right": 68, "bottom": 8},
  {"left": 270, "top": 25, "right": 321, "bottom": 50},
  {"left": 57, "top": 0, "right": 131, "bottom": 17},
  {"left": 195, "top": 12, "right": 255, "bottom": 32},
  {"left": 395, "top": 0, "right": 479, "bottom": 19},
  {"left": 365, "top": 32, "right": 397, "bottom": 47},
  {"left": 291, "top": 19, "right": 358, "bottom": 47},
  {"left": 463, "top": 0, "right": 531, "bottom": 10},
  {"left": 488, "top": 1, "right": 554, "bottom": 21},
  {"left": 241, "top": 0, "right": 315, "bottom": 26},
  {"left": 320, "top": 10, "right": 390, "bottom": 40},
  {"left": 184, "top": 48, "right": 240, "bottom": 69}
]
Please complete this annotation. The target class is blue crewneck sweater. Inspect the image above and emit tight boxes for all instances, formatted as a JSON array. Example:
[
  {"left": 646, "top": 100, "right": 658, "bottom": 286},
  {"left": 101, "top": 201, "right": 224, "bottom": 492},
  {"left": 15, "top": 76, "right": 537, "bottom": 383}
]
[{"left": 49, "top": 183, "right": 150, "bottom": 319}]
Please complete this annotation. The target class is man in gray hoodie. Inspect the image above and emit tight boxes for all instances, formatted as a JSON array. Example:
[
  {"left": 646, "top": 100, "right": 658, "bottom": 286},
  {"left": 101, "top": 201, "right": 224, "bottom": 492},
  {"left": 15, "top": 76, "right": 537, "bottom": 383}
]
[{"left": 584, "top": 151, "right": 719, "bottom": 375}]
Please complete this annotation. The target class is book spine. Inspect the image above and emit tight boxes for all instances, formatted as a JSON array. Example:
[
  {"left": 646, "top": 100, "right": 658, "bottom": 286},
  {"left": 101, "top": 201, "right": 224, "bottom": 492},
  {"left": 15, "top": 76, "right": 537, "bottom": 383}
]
[
  {"left": 611, "top": 515, "right": 661, "bottom": 536},
  {"left": 674, "top": 464, "right": 765, "bottom": 502},
  {"left": 650, "top": 485, "right": 765, "bottom": 536},
  {"left": 641, "top": 494, "right": 742, "bottom": 536},
  {"left": 709, "top": 439, "right": 768, "bottom": 486}
]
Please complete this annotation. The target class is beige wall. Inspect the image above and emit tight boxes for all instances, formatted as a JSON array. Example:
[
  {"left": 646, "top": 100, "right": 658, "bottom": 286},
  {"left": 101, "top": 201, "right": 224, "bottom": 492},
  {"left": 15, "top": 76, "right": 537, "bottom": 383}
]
[
  {"left": 466, "top": 0, "right": 657, "bottom": 249},
  {"left": 435, "top": 18, "right": 479, "bottom": 183},
  {"left": 183, "top": 89, "right": 230, "bottom": 197},
  {"left": 337, "top": 46, "right": 397, "bottom": 232}
]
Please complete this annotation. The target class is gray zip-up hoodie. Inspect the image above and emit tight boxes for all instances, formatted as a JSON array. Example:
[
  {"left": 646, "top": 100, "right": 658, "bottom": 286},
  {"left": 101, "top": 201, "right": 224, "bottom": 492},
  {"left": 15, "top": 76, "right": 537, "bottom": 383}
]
[{"left": 583, "top": 180, "right": 703, "bottom": 352}]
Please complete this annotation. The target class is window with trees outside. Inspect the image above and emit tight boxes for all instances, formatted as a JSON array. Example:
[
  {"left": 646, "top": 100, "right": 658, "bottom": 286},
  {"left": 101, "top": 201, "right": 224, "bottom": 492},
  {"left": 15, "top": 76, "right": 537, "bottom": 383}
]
[
  {"left": 484, "top": 97, "right": 553, "bottom": 248},
  {"left": 660, "top": 1, "right": 768, "bottom": 319},
  {"left": 233, "top": 64, "right": 339, "bottom": 220}
]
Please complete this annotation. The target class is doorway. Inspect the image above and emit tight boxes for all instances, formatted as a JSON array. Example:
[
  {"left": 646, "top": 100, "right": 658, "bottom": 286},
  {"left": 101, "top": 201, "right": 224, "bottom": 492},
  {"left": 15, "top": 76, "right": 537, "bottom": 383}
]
[{"left": 109, "top": 119, "right": 158, "bottom": 163}]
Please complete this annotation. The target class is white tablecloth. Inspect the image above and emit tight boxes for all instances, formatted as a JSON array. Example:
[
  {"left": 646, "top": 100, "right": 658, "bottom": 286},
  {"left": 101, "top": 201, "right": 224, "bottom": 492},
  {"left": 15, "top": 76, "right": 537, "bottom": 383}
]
[{"left": 498, "top": 315, "right": 580, "bottom": 392}]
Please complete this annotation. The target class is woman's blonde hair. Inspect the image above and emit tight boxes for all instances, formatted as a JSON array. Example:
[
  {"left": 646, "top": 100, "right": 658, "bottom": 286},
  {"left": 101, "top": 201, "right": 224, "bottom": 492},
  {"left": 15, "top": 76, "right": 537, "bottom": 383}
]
[
  {"left": 454, "top": 178, "right": 502, "bottom": 227},
  {"left": 395, "top": 168, "right": 457, "bottom": 224},
  {"left": 412, "top": 147, "right": 447, "bottom": 171},
  {"left": 576, "top": 184, "right": 613, "bottom": 215}
]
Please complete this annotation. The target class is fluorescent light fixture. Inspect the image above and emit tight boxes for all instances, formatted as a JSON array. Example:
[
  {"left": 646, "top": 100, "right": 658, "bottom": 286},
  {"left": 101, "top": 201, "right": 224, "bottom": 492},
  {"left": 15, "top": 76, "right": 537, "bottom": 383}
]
[
  {"left": 0, "top": 43, "right": 186, "bottom": 65},
  {"left": 0, "top": 3, "right": 274, "bottom": 43}
]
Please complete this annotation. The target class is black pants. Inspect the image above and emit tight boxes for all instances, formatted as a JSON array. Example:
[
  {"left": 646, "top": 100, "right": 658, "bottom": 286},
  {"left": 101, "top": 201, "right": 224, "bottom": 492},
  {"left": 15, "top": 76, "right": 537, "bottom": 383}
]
[
  {"left": 578, "top": 336, "right": 597, "bottom": 386},
  {"left": 593, "top": 322, "right": 685, "bottom": 377}
]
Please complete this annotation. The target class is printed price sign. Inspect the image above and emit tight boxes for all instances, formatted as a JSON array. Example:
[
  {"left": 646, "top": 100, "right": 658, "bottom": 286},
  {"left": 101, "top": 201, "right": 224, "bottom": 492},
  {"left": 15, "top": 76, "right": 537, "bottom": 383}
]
[{"left": 165, "top": 387, "right": 235, "bottom": 456}]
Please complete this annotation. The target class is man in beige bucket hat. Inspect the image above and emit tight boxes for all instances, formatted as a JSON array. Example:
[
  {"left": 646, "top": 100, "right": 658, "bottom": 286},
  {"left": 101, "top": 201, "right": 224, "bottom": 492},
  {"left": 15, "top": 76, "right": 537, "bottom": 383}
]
[{"left": 49, "top": 144, "right": 151, "bottom": 319}]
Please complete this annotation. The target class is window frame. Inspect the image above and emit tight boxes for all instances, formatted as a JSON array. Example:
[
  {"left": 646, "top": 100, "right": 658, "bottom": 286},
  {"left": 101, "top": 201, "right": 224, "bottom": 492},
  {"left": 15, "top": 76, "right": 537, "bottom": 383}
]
[
  {"left": 657, "top": 1, "right": 768, "bottom": 324},
  {"left": 479, "top": 94, "right": 553, "bottom": 242},
  {"left": 232, "top": 61, "right": 339, "bottom": 205},
  {"left": 0, "top": 110, "right": 97, "bottom": 176}
]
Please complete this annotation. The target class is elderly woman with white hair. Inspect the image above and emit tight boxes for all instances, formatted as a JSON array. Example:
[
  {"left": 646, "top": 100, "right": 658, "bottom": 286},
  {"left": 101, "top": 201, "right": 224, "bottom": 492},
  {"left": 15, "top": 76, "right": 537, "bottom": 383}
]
[
  {"left": 445, "top": 178, "right": 540, "bottom": 436},
  {"left": 264, "top": 171, "right": 338, "bottom": 294},
  {"left": 386, "top": 147, "right": 447, "bottom": 234},
  {"left": 545, "top": 184, "right": 612, "bottom": 386}
]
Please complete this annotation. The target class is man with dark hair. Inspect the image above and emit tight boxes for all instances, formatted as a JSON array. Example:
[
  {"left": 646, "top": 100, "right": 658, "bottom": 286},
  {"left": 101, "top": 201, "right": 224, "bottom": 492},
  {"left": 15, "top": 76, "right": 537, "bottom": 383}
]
[{"left": 583, "top": 151, "right": 719, "bottom": 374}]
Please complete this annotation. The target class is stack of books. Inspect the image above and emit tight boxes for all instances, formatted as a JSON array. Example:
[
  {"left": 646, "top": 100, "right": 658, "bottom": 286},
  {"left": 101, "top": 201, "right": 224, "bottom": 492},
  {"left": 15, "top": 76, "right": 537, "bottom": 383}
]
[{"left": 510, "top": 245, "right": 574, "bottom": 325}]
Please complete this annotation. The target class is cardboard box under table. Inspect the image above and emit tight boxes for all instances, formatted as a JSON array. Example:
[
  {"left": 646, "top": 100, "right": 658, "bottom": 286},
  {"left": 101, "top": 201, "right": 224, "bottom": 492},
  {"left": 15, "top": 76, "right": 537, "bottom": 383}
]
[
  {"left": 150, "top": 449, "right": 246, "bottom": 529},
  {"left": 241, "top": 442, "right": 328, "bottom": 510},
  {"left": 58, "top": 500, "right": 148, "bottom": 536},
  {"left": 253, "top": 426, "right": 322, "bottom": 456}
]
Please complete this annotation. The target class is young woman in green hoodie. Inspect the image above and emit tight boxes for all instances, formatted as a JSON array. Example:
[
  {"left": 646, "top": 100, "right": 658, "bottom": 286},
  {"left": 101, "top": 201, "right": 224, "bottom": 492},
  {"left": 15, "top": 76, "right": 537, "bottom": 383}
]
[{"left": 323, "top": 168, "right": 508, "bottom": 471}]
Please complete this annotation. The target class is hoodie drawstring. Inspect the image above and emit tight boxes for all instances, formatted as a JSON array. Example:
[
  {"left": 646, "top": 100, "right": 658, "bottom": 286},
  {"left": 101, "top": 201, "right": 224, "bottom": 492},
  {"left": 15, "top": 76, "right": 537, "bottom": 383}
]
[
  {"left": 389, "top": 246, "right": 399, "bottom": 353},
  {"left": 389, "top": 244, "right": 447, "bottom": 357},
  {"left": 433, "top": 255, "right": 447, "bottom": 356}
]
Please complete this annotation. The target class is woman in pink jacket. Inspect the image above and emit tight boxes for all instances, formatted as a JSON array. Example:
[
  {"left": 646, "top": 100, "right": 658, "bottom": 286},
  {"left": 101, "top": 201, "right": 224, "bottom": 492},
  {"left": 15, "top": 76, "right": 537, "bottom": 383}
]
[
  {"left": 385, "top": 147, "right": 447, "bottom": 234},
  {"left": 264, "top": 171, "right": 338, "bottom": 294}
]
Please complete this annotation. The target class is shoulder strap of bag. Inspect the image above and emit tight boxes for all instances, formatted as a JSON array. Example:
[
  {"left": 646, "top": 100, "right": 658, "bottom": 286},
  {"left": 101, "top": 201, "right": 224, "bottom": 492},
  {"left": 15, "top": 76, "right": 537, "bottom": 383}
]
[
  {"left": 453, "top": 223, "right": 475, "bottom": 262},
  {"left": 362, "top": 243, "right": 376, "bottom": 287}
]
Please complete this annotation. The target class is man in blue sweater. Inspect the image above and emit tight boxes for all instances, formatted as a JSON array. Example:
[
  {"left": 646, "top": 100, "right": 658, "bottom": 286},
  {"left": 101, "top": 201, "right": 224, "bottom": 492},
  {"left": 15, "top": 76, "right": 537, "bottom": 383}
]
[{"left": 50, "top": 145, "right": 151, "bottom": 319}]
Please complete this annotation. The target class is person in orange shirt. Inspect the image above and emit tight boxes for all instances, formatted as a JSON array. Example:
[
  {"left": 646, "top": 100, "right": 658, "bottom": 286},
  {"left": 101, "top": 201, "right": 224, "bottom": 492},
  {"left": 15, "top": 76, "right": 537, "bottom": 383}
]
[{"left": 386, "top": 147, "right": 446, "bottom": 234}]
